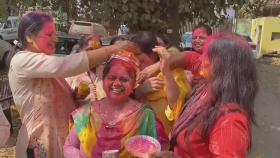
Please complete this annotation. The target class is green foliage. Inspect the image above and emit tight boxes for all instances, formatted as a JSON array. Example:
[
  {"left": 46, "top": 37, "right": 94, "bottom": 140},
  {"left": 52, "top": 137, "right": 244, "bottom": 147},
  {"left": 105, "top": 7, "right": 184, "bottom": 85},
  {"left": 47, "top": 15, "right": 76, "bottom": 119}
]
[
  {"left": 1, "top": 0, "right": 248, "bottom": 31},
  {"left": 1, "top": 0, "right": 250, "bottom": 39},
  {"left": 100, "top": 0, "right": 246, "bottom": 33},
  {"left": 239, "top": 0, "right": 269, "bottom": 18},
  {"left": 0, "top": 0, "right": 8, "bottom": 20}
]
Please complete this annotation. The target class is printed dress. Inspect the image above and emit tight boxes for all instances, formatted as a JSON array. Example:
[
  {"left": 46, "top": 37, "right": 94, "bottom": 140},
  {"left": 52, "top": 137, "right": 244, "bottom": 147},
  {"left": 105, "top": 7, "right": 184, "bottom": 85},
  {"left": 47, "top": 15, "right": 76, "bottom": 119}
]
[{"left": 64, "top": 101, "right": 168, "bottom": 158}]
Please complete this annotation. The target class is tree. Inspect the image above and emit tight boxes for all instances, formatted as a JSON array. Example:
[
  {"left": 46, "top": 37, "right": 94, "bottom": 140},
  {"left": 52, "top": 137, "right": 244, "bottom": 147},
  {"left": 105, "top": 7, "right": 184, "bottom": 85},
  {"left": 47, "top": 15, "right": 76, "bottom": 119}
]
[
  {"left": 95, "top": 0, "right": 247, "bottom": 45},
  {"left": 239, "top": 0, "right": 269, "bottom": 18}
]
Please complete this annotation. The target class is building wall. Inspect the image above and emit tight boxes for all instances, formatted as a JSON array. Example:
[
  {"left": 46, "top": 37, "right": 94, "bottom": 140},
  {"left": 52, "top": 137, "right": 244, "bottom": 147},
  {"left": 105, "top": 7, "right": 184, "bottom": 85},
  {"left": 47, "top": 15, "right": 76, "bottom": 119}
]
[
  {"left": 251, "top": 17, "right": 280, "bottom": 57},
  {"left": 235, "top": 19, "right": 252, "bottom": 36}
]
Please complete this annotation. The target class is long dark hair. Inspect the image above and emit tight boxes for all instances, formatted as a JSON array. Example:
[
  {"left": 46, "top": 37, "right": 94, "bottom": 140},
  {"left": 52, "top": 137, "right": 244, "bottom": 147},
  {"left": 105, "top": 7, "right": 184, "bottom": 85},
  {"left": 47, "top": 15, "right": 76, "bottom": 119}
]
[
  {"left": 131, "top": 31, "right": 159, "bottom": 62},
  {"left": 173, "top": 33, "right": 258, "bottom": 144}
]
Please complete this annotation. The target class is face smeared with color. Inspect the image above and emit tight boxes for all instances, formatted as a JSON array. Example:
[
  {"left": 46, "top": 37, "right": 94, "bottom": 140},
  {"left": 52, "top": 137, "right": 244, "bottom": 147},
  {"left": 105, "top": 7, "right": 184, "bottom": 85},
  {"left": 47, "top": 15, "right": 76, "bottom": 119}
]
[
  {"left": 192, "top": 27, "right": 209, "bottom": 54},
  {"left": 103, "top": 62, "right": 135, "bottom": 103},
  {"left": 30, "top": 21, "right": 57, "bottom": 55}
]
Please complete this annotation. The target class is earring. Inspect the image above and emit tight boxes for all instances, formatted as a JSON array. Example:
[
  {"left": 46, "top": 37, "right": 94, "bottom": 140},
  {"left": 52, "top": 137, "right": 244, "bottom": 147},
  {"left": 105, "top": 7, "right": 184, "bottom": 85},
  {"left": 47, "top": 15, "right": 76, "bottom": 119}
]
[{"left": 26, "top": 36, "right": 32, "bottom": 43}]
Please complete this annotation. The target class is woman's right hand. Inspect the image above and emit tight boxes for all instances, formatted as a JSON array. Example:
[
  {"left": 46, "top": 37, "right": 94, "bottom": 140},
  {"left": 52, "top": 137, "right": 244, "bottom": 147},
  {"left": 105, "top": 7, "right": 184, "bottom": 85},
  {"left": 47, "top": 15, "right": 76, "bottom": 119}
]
[
  {"left": 140, "top": 77, "right": 164, "bottom": 93},
  {"left": 149, "top": 151, "right": 180, "bottom": 158}
]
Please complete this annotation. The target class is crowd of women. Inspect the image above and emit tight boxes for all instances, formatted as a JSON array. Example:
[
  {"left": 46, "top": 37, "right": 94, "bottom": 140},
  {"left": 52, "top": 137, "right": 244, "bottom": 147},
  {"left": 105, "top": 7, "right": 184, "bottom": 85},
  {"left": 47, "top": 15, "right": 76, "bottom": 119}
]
[{"left": 0, "top": 11, "right": 258, "bottom": 158}]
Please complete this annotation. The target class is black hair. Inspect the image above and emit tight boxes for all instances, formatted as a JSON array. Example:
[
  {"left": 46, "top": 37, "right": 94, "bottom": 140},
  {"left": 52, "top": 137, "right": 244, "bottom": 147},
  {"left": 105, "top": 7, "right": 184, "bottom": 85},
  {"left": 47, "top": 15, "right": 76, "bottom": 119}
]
[
  {"left": 193, "top": 23, "right": 212, "bottom": 35},
  {"left": 110, "top": 36, "right": 126, "bottom": 45},
  {"left": 131, "top": 31, "right": 159, "bottom": 61},
  {"left": 157, "top": 33, "right": 172, "bottom": 48}
]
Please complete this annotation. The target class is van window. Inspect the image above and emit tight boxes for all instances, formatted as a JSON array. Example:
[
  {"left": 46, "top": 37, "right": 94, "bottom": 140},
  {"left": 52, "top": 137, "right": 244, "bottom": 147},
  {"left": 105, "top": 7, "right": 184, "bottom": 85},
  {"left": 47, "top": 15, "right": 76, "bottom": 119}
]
[
  {"left": 74, "top": 22, "right": 92, "bottom": 26},
  {"left": 4, "top": 21, "right": 12, "bottom": 29}
]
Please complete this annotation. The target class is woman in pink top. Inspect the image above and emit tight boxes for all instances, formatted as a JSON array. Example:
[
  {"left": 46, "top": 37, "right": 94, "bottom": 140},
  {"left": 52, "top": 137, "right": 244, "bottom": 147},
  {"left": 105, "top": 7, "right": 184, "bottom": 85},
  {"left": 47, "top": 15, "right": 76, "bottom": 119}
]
[
  {"left": 150, "top": 33, "right": 258, "bottom": 158},
  {"left": 8, "top": 11, "right": 131, "bottom": 158}
]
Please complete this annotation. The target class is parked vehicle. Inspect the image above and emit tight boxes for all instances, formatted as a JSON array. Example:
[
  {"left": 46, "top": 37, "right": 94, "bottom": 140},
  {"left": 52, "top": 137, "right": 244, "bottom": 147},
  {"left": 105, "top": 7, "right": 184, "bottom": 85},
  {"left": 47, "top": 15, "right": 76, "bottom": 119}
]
[
  {"left": 0, "top": 39, "right": 13, "bottom": 67},
  {"left": 0, "top": 16, "right": 21, "bottom": 41},
  {"left": 68, "top": 21, "right": 107, "bottom": 37},
  {"left": 180, "top": 32, "right": 192, "bottom": 50},
  {"left": 55, "top": 31, "right": 81, "bottom": 55}
]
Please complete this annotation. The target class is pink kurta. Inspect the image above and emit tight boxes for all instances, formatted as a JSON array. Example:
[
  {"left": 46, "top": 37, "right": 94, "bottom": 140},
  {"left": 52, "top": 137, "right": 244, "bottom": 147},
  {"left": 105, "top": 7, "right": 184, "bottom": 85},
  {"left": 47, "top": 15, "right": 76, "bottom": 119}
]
[{"left": 9, "top": 51, "right": 89, "bottom": 158}]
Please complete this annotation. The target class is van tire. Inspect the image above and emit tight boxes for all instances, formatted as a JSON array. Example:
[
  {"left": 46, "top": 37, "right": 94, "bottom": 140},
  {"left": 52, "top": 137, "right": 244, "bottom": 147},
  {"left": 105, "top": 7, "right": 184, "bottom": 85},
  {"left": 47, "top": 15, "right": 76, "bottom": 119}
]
[{"left": 1, "top": 51, "right": 10, "bottom": 69}]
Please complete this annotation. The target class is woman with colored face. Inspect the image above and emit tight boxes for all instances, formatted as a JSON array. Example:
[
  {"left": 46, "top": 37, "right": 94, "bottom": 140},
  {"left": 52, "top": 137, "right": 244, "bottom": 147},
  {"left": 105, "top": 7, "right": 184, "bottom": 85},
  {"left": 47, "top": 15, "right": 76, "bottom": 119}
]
[
  {"left": 140, "top": 24, "right": 212, "bottom": 88},
  {"left": 191, "top": 23, "right": 212, "bottom": 54},
  {"left": 63, "top": 50, "right": 168, "bottom": 158},
  {"left": 8, "top": 11, "right": 131, "bottom": 158},
  {"left": 131, "top": 31, "right": 191, "bottom": 134},
  {"left": 150, "top": 33, "right": 258, "bottom": 158},
  {"left": 102, "top": 61, "right": 135, "bottom": 103}
]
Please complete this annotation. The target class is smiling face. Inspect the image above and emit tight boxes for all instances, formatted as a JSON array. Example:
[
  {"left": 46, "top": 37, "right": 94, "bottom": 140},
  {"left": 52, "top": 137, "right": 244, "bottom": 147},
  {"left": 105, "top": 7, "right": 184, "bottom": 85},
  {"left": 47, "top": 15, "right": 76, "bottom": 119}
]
[
  {"left": 29, "top": 21, "right": 57, "bottom": 55},
  {"left": 192, "top": 27, "right": 209, "bottom": 54},
  {"left": 103, "top": 62, "right": 135, "bottom": 103}
]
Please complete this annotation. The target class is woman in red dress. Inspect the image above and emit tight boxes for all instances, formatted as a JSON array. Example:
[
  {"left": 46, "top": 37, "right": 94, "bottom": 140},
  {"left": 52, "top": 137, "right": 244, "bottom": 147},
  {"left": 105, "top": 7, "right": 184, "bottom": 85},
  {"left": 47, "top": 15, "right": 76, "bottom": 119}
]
[{"left": 150, "top": 32, "right": 258, "bottom": 158}]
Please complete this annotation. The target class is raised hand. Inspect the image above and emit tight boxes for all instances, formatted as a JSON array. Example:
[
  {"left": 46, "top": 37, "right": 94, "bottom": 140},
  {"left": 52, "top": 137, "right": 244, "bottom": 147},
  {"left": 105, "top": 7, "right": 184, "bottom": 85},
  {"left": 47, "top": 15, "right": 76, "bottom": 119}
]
[
  {"left": 152, "top": 46, "right": 171, "bottom": 74},
  {"left": 137, "top": 76, "right": 164, "bottom": 94}
]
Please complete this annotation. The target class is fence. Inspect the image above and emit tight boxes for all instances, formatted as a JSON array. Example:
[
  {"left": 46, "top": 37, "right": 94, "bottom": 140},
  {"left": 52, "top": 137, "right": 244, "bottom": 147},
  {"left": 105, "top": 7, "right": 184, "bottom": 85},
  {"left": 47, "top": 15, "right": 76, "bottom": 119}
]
[{"left": 0, "top": 68, "right": 13, "bottom": 133}]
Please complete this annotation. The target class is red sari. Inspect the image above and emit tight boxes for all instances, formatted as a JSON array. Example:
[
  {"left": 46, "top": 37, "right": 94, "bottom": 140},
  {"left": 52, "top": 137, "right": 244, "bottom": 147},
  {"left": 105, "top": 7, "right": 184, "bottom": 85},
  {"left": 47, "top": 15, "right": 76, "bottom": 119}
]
[
  {"left": 173, "top": 103, "right": 250, "bottom": 158},
  {"left": 171, "top": 52, "right": 250, "bottom": 157}
]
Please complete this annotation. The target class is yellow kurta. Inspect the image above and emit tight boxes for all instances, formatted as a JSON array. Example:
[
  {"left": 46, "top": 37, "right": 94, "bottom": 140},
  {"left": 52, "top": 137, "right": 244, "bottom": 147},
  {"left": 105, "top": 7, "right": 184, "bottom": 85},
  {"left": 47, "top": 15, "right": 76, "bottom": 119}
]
[
  {"left": 146, "top": 68, "right": 191, "bottom": 134},
  {"left": 9, "top": 51, "right": 89, "bottom": 158}
]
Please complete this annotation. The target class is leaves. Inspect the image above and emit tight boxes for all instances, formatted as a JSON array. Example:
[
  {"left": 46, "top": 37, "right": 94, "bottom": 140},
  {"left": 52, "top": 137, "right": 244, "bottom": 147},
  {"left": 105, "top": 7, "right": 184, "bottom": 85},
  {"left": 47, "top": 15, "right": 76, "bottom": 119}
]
[
  {"left": 239, "top": 0, "right": 268, "bottom": 18},
  {"left": 0, "top": 0, "right": 251, "bottom": 37}
]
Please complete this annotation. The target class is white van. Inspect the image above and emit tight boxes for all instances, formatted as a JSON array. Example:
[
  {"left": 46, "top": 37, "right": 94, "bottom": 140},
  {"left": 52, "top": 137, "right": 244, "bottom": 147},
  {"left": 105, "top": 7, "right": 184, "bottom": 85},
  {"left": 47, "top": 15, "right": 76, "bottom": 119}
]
[
  {"left": 68, "top": 21, "right": 107, "bottom": 37},
  {"left": 0, "top": 16, "right": 21, "bottom": 41}
]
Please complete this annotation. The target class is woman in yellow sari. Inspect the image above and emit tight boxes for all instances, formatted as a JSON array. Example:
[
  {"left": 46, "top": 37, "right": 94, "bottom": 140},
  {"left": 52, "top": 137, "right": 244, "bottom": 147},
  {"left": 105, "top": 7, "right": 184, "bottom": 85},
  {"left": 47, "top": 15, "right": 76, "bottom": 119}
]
[{"left": 132, "top": 31, "right": 191, "bottom": 134}]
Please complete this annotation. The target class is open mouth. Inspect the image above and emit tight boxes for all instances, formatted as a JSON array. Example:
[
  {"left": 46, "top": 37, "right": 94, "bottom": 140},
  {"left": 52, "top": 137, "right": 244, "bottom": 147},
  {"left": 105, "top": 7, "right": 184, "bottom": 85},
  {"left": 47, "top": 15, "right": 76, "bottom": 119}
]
[{"left": 110, "top": 87, "right": 124, "bottom": 95}]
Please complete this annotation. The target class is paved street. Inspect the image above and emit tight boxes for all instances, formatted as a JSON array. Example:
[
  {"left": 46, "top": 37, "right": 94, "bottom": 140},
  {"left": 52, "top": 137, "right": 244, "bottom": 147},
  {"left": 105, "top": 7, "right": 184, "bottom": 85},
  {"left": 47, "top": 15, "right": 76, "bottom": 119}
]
[{"left": 248, "top": 61, "right": 280, "bottom": 158}]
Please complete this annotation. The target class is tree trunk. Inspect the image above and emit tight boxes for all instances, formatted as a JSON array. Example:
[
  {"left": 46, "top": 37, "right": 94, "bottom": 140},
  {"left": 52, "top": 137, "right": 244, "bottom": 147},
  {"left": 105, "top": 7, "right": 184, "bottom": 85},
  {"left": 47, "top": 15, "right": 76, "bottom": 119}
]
[{"left": 166, "top": 0, "right": 180, "bottom": 47}]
